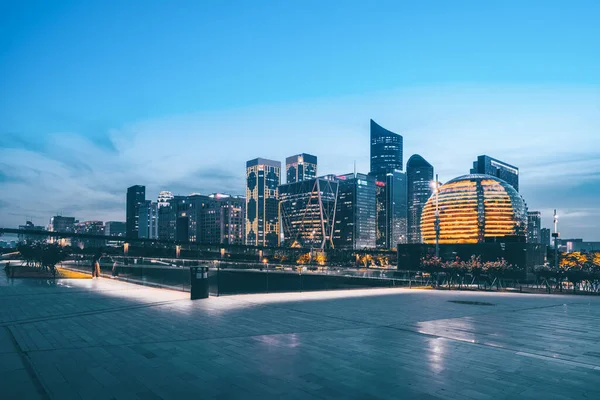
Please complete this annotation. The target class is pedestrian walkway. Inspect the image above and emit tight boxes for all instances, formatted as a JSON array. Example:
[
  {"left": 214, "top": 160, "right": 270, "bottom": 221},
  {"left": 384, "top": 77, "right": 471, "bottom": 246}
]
[{"left": 1, "top": 272, "right": 600, "bottom": 399}]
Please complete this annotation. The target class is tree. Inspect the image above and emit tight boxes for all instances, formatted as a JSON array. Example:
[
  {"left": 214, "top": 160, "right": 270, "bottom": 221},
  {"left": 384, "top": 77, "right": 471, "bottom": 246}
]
[{"left": 296, "top": 253, "right": 311, "bottom": 265}]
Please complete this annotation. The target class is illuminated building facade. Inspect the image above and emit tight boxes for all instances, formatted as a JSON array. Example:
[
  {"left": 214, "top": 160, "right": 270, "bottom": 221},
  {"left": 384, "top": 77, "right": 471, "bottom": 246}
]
[
  {"left": 279, "top": 177, "right": 338, "bottom": 249},
  {"left": 126, "top": 185, "right": 146, "bottom": 238},
  {"left": 73, "top": 221, "right": 105, "bottom": 248},
  {"left": 138, "top": 201, "right": 159, "bottom": 239},
  {"left": 333, "top": 173, "right": 376, "bottom": 249},
  {"left": 421, "top": 174, "right": 527, "bottom": 244},
  {"left": 369, "top": 119, "right": 407, "bottom": 249},
  {"left": 374, "top": 172, "right": 408, "bottom": 249},
  {"left": 370, "top": 119, "right": 403, "bottom": 175},
  {"left": 167, "top": 196, "right": 189, "bottom": 242},
  {"left": 471, "top": 155, "right": 519, "bottom": 192},
  {"left": 286, "top": 153, "right": 317, "bottom": 184},
  {"left": 246, "top": 158, "right": 281, "bottom": 246},
  {"left": 527, "top": 211, "right": 542, "bottom": 244},
  {"left": 105, "top": 221, "right": 126, "bottom": 237},
  {"left": 157, "top": 191, "right": 174, "bottom": 208},
  {"left": 407, "top": 154, "right": 434, "bottom": 244}
]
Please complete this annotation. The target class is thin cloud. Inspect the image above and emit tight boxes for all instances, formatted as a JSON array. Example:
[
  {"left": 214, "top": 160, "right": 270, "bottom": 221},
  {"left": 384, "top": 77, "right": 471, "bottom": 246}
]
[{"left": 0, "top": 83, "right": 598, "bottom": 239}]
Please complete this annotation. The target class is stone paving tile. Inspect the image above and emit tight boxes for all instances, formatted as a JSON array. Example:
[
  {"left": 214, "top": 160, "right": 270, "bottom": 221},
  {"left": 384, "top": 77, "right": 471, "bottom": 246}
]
[{"left": 3, "top": 273, "right": 600, "bottom": 399}]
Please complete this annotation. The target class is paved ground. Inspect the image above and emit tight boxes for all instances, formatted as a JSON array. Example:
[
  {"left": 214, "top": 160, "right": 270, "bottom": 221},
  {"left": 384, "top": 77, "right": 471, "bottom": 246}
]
[{"left": 1, "top": 272, "right": 600, "bottom": 399}]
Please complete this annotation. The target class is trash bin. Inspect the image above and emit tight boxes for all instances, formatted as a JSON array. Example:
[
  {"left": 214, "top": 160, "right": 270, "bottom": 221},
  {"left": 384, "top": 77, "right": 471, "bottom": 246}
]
[{"left": 190, "top": 266, "right": 209, "bottom": 300}]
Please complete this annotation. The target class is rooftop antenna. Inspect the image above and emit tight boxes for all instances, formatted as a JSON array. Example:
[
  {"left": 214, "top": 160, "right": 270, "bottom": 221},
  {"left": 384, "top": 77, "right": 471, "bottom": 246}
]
[{"left": 353, "top": 160, "right": 356, "bottom": 178}]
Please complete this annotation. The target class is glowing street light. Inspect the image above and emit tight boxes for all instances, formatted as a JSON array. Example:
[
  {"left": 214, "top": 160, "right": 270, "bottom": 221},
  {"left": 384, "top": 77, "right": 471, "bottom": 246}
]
[
  {"left": 431, "top": 174, "right": 441, "bottom": 258},
  {"left": 176, "top": 245, "right": 181, "bottom": 258},
  {"left": 124, "top": 242, "right": 129, "bottom": 256}
]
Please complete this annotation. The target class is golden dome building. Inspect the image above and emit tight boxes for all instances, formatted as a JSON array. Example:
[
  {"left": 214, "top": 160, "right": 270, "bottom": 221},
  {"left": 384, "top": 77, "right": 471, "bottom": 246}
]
[{"left": 421, "top": 174, "right": 527, "bottom": 244}]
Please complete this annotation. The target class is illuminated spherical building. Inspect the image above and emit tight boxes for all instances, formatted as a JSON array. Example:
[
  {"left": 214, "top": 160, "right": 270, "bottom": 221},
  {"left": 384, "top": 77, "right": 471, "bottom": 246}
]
[{"left": 421, "top": 174, "right": 527, "bottom": 244}]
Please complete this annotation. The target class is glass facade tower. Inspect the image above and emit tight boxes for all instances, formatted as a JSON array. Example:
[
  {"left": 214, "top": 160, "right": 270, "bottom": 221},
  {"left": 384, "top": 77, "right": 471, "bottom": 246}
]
[
  {"left": 126, "top": 185, "right": 146, "bottom": 239},
  {"left": 279, "top": 177, "right": 338, "bottom": 249},
  {"left": 407, "top": 155, "right": 434, "bottom": 244},
  {"left": 286, "top": 153, "right": 317, "bottom": 184},
  {"left": 527, "top": 211, "right": 542, "bottom": 244},
  {"left": 333, "top": 173, "right": 376, "bottom": 249},
  {"left": 369, "top": 119, "right": 406, "bottom": 249},
  {"left": 246, "top": 158, "right": 281, "bottom": 246},
  {"left": 370, "top": 119, "right": 403, "bottom": 175},
  {"left": 471, "top": 155, "right": 519, "bottom": 192}
]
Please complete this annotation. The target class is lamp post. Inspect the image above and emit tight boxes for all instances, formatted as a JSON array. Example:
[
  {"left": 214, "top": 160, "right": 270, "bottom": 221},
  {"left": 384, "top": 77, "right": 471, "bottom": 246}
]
[
  {"left": 553, "top": 210, "right": 559, "bottom": 270},
  {"left": 431, "top": 174, "right": 441, "bottom": 259}
]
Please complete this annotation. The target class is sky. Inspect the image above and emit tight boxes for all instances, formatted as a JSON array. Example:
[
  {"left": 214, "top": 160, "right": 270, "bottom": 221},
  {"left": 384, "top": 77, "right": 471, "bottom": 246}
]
[{"left": 0, "top": 0, "right": 599, "bottom": 240}]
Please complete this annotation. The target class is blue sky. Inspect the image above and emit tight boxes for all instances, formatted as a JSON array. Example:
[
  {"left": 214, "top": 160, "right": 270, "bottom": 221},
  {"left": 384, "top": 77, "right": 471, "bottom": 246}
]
[{"left": 0, "top": 0, "right": 599, "bottom": 239}]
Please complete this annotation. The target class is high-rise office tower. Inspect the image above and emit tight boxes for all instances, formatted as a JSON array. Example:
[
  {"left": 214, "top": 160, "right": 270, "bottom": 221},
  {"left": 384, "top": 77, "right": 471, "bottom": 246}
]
[
  {"left": 527, "top": 211, "right": 542, "bottom": 244},
  {"left": 376, "top": 172, "right": 408, "bottom": 248},
  {"left": 138, "top": 201, "right": 159, "bottom": 239},
  {"left": 286, "top": 153, "right": 317, "bottom": 184},
  {"left": 541, "top": 228, "right": 551, "bottom": 247},
  {"left": 186, "top": 193, "right": 246, "bottom": 244},
  {"left": 471, "top": 155, "right": 519, "bottom": 191},
  {"left": 370, "top": 119, "right": 403, "bottom": 176},
  {"left": 333, "top": 173, "right": 377, "bottom": 249},
  {"left": 162, "top": 196, "right": 189, "bottom": 242},
  {"left": 279, "top": 176, "right": 338, "bottom": 249},
  {"left": 157, "top": 191, "right": 174, "bottom": 208},
  {"left": 246, "top": 158, "right": 281, "bottom": 246},
  {"left": 126, "top": 185, "right": 146, "bottom": 238},
  {"left": 407, "top": 155, "right": 434, "bottom": 244},
  {"left": 369, "top": 119, "right": 407, "bottom": 249}
]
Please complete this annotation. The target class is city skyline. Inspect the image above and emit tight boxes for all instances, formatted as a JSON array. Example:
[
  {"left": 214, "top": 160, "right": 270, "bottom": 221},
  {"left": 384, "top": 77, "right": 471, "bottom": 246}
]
[{"left": 0, "top": 2, "right": 598, "bottom": 240}]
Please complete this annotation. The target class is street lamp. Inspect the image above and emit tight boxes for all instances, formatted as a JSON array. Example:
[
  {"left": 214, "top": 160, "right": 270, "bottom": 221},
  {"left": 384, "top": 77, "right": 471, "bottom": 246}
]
[
  {"left": 124, "top": 242, "right": 129, "bottom": 256},
  {"left": 430, "top": 174, "right": 441, "bottom": 259}
]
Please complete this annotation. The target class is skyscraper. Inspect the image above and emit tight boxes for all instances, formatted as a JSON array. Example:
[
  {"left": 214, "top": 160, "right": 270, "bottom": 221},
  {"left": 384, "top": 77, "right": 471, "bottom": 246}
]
[
  {"left": 369, "top": 120, "right": 407, "bottom": 249},
  {"left": 407, "top": 155, "right": 434, "bottom": 244},
  {"left": 157, "top": 191, "right": 174, "bottom": 208},
  {"left": 138, "top": 201, "right": 159, "bottom": 239},
  {"left": 167, "top": 196, "right": 189, "bottom": 242},
  {"left": 126, "top": 185, "right": 146, "bottom": 238},
  {"left": 527, "top": 211, "right": 542, "bottom": 244},
  {"left": 471, "top": 155, "right": 519, "bottom": 191},
  {"left": 333, "top": 173, "right": 377, "bottom": 249},
  {"left": 541, "top": 228, "right": 551, "bottom": 247},
  {"left": 279, "top": 176, "right": 338, "bottom": 249},
  {"left": 370, "top": 119, "right": 403, "bottom": 176},
  {"left": 246, "top": 158, "right": 281, "bottom": 246},
  {"left": 286, "top": 153, "right": 317, "bottom": 184}
]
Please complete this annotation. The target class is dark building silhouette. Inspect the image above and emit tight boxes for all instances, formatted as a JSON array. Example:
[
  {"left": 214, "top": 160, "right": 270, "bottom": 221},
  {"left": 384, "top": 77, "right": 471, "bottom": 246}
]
[
  {"left": 370, "top": 119, "right": 403, "bottom": 176},
  {"left": 105, "top": 221, "right": 126, "bottom": 237},
  {"left": 279, "top": 176, "right": 338, "bottom": 249},
  {"left": 540, "top": 228, "right": 551, "bottom": 247},
  {"left": 527, "top": 211, "right": 542, "bottom": 244},
  {"left": 138, "top": 201, "right": 159, "bottom": 239},
  {"left": 126, "top": 185, "right": 146, "bottom": 238},
  {"left": 333, "top": 173, "right": 377, "bottom": 249},
  {"left": 407, "top": 155, "right": 434, "bottom": 244},
  {"left": 369, "top": 120, "right": 407, "bottom": 249},
  {"left": 286, "top": 153, "right": 317, "bottom": 184},
  {"left": 471, "top": 155, "right": 519, "bottom": 191},
  {"left": 246, "top": 158, "right": 281, "bottom": 246},
  {"left": 18, "top": 221, "right": 45, "bottom": 241},
  {"left": 375, "top": 172, "right": 408, "bottom": 249},
  {"left": 166, "top": 196, "right": 189, "bottom": 242}
]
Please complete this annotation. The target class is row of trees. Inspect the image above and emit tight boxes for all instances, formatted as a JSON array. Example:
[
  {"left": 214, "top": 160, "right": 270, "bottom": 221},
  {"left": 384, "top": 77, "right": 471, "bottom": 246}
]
[
  {"left": 535, "top": 252, "right": 600, "bottom": 293},
  {"left": 420, "top": 255, "right": 515, "bottom": 289},
  {"left": 16, "top": 241, "right": 71, "bottom": 275}
]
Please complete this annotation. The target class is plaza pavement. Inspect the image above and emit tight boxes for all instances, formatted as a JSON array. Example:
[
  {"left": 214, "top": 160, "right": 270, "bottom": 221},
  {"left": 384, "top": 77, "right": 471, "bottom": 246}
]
[{"left": 1, "top": 271, "right": 600, "bottom": 399}]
